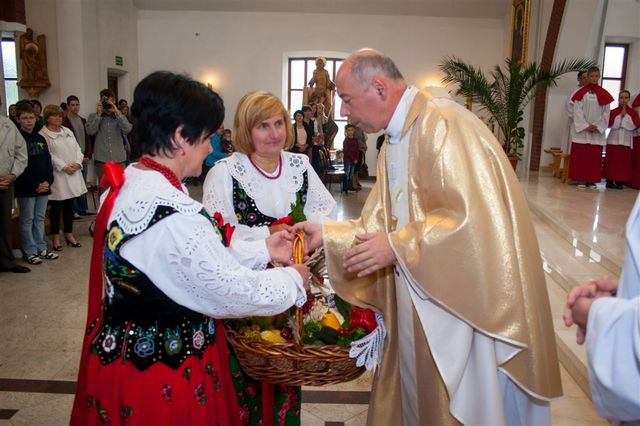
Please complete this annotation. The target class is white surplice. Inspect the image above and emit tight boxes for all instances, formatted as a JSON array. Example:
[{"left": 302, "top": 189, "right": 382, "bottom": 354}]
[
  {"left": 586, "top": 195, "right": 640, "bottom": 422},
  {"left": 572, "top": 92, "right": 610, "bottom": 146},
  {"left": 386, "top": 86, "right": 551, "bottom": 425}
]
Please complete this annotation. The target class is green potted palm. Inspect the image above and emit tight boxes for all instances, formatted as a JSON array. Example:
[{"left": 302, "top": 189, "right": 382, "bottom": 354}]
[{"left": 439, "top": 57, "right": 595, "bottom": 164}]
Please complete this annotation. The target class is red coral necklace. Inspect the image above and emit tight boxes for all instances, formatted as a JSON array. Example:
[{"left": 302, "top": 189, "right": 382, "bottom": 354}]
[
  {"left": 248, "top": 155, "right": 282, "bottom": 180},
  {"left": 139, "top": 156, "right": 183, "bottom": 191}
]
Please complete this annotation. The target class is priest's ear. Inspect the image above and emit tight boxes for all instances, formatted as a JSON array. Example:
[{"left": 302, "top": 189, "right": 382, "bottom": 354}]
[{"left": 371, "top": 77, "right": 388, "bottom": 100}]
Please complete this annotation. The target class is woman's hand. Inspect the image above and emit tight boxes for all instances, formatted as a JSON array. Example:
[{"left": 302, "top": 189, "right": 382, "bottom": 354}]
[
  {"left": 291, "top": 264, "right": 311, "bottom": 290},
  {"left": 291, "top": 221, "right": 323, "bottom": 253},
  {"left": 265, "top": 230, "right": 294, "bottom": 264},
  {"left": 269, "top": 223, "right": 292, "bottom": 234}
]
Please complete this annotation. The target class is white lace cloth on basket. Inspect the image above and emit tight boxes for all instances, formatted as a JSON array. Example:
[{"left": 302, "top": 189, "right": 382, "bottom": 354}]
[{"left": 349, "top": 313, "right": 386, "bottom": 371}]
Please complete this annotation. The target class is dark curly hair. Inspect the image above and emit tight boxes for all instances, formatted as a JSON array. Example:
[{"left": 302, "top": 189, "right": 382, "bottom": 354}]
[{"left": 130, "top": 71, "right": 224, "bottom": 157}]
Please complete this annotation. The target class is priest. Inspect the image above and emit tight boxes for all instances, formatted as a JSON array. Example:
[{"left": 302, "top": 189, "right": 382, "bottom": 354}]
[{"left": 295, "top": 49, "right": 562, "bottom": 425}]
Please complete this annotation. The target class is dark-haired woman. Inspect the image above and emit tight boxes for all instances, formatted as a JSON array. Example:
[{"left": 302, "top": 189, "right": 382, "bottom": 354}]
[{"left": 70, "top": 72, "right": 310, "bottom": 426}]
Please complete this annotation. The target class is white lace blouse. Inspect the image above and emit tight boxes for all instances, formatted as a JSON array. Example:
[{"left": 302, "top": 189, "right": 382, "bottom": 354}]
[
  {"left": 106, "top": 166, "right": 306, "bottom": 318},
  {"left": 202, "top": 151, "right": 337, "bottom": 241}
]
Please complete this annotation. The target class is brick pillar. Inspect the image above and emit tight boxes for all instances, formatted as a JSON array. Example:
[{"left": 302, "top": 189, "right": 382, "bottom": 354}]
[{"left": 530, "top": 0, "right": 567, "bottom": 171}]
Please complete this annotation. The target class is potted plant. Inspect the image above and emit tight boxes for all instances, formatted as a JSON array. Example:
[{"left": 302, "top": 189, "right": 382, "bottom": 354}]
[{"left": 439, "top": 57, "right": 595, "bottom": 165}]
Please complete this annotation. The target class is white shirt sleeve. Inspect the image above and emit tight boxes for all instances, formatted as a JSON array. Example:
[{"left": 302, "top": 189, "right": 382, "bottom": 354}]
[
  {"left": 202, "top": 161, "right": 270, "bottom": 241},
  {"left": 304, "top": 165, "right": 337, "bottom": 223},
  {"left": 586, "top": 296, "right": 640, "bottom": 421},
  {"left": 120, "top": 212, "right": 306, "bottom": 318},
  {"left": 228, "top": 238, "right": 270, "bottom": 270}
]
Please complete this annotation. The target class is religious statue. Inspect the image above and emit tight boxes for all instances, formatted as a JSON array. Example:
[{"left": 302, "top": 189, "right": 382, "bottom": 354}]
[
  {"left": 18, "top": 28, "right": 51, "bottom": 98},
  {"left": 305, "top": 56, "right": 335, "bottom": 116}
]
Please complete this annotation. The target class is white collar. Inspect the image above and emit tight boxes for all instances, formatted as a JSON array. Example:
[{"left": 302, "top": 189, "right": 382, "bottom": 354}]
[
  {"left": 220, "top": 151, "right": 310, "bottom": 200},
  {"left": 386, "top": 85, "right": 419, "bottom": 145},
  {"left": 109, "top": 166, "right": 201, "bottom": 234}
]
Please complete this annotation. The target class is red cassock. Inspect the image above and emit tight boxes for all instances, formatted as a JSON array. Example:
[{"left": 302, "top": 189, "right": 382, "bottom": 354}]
[{"left": 604, "top": 105, "right": 640, "bottom": 182}]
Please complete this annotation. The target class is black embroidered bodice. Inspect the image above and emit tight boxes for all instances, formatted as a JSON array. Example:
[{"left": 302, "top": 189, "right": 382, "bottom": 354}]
[
  {"left": 90, "top": 206, "right": 218, "bottom": 371},
  {"left": 232, "top": 171, "right": 308, "bottom": 226}
]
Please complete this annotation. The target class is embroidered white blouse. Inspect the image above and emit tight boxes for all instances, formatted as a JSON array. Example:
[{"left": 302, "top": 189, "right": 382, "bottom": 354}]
[
  {"left": 202, "top": 151, "right": 337, "bottom": 241},
  {"left": 106, "top": 166, "right": 307, "bottom": 318}
]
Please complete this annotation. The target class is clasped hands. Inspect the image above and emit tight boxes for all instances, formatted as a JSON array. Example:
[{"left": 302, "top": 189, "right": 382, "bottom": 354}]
[{"left": 563, "top": 276, "right": 618, "bottom": 344}]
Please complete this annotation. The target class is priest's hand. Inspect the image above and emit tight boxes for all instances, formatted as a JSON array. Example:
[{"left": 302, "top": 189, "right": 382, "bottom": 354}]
[
  {"left": 266, "top": 230, "right": 294, "bottom": 265},
  {"left": 343, "top": 232, "right": 395, "bottom": 277},
  {"left": 291, "top": 221, "right": 323, "bottom": 253}
]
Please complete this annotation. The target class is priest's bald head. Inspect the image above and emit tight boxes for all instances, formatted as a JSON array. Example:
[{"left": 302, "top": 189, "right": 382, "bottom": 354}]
[{"left": 335, "top": 49, "right": 407, "bottom": 133}]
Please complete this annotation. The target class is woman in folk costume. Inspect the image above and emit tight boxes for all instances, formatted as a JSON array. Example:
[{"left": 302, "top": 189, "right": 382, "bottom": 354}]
[
  {"left": 630, "top": 92, "right": 640, "bottom": 188},
  {"left": 569, "top": 66, "right": 614, "bottom": 187},
  {"left": 604, "top": 90, "right": 640, "bottom": 189},
  {"left": 202, "top": 91, "right": 336, "bottom": 425},
  {"left": 71, "top": 72, "right": 310, "bottom": 426}
]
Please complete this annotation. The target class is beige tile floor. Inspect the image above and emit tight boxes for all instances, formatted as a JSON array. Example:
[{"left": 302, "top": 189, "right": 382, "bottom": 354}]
[{"left": 1, "top": 170, "right": 632, "bottom": 425}]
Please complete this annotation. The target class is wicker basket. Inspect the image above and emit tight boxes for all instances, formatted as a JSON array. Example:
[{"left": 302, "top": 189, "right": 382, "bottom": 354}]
[
  {"left": 225, "top": 234, "right": 366, "bottom": 386},
  {"left": 225, "top": 294, "right": 367, "bottom": 386}
]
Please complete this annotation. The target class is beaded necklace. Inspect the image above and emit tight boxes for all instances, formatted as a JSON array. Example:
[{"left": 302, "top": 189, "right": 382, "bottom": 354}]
[
  {"left": 247, "top": 155, "right": 282, "bottom": 180},
  {"left": 139, "top": 156, "right": 183, "bottom": 191}
]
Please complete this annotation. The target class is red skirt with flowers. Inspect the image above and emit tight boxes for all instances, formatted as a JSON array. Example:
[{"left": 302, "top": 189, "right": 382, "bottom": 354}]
[{"left": 70, "top": 318, "right": 242, "bottom": 426}]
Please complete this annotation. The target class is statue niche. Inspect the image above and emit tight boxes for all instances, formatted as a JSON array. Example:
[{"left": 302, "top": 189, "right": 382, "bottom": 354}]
[{"left": 18, "top": 28, "right": 51, "bottom": 98}]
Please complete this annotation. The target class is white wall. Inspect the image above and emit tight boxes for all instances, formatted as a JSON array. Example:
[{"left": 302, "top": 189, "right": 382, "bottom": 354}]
[
  {"left": 137, "top": 10, "right": 505, "bottom": 174},
  {"left": 23, "top": 0, "right": 138, "bottom": 116}
]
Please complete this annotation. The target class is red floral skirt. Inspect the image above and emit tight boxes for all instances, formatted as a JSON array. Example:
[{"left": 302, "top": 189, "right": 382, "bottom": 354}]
[
  {"left": 570, "top": 143, "right": 603, "bottom": 183},
  {"left": 603, "top": 144, "right": 632, "bottom": 181},
  {"left": 71, "top": 318, "right": 242, "bottom": 426}
]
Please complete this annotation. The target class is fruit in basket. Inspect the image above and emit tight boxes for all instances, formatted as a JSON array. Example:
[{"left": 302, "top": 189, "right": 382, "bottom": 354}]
[
  {"left": 317, "top": 326, "right": 339, "bottom": 344},
  {"left": 260, "top": 330, "right": 286, "bottom": 343},
  {"left": 349, "top": 307, "right": 377, "bottom": 333},
  {"left": 320, "top": 312, "right": 342, "bottom": 330},
  {"left": 303, "top": 321, "right": 323, "bottom": 344},
  {"left": 239, "top": 325, "right": 261, "bottom": 340}
]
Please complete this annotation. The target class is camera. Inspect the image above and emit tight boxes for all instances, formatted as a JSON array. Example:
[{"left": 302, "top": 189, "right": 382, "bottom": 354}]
[{"left": 102, "top": 97, "right": 111, "bottom": 110}]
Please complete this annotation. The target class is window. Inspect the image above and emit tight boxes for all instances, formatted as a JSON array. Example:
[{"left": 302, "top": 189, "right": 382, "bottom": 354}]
[
  {"left": 601, "top": 43, "right": 629, "bottom": 108},
  {"left": 2, "top": 33, "right": 19, "bottom": 115},
  {"left": 287, "top": 56, "right": 348, "bottom": 149}
]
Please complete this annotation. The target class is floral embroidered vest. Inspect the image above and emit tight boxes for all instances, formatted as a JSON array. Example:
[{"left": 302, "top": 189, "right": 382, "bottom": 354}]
[
  {"left": 90, "top": 206, "right": 218, "bottom": 371},
  {"left": 231, "top": 172, "right": 308, "bottom": 226}
]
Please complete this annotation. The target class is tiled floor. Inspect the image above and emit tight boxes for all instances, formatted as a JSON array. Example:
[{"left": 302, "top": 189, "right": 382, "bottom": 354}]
[{"left": 1, "top": 170, "right": 630, "bottom": 425}]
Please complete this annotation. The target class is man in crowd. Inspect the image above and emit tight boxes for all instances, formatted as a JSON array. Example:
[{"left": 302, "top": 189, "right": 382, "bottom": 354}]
[
  {"left": 0, "top": 98, "right": 30, "bottom": 273},
  {"left": 86, "top": 89, "right": 132, "bottom": 181},
  {"left": 295, "top": 49, "right": 562, "bottom": 425},
  {"left": 63, "top": 95, "right": 93, "bottom": 216}
]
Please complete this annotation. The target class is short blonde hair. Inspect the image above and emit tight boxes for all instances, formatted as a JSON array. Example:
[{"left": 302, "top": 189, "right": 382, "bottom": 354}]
[
  {"left": 42, "top": 104, "right": 64, "bottom": 122},
  {"left": 233, "top": 91, "right": 293, "bottom": 155}
]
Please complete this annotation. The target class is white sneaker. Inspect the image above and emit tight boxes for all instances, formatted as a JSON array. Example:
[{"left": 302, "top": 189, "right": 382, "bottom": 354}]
[
  {"left": 25, "top": 254, "right": 43, "bottom": 265},
  {"left": 38, "top": 250, "right": 59, "bottom": 260}
]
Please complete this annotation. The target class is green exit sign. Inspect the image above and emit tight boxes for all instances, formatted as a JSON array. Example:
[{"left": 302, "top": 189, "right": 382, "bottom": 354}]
[{"left": 115, "top": 56, "right": 123, "bottom": 66}]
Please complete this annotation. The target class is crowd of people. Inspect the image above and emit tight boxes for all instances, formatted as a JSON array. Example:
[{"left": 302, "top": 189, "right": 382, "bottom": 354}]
[
  {"left": 566, "top": 66, "right": 640, "bottom": 188},
  {"left": 1, "top": 90, "right": 135, "bottom": 273}
]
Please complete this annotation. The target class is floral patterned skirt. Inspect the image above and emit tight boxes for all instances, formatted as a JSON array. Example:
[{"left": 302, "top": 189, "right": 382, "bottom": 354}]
[
  {"left": 229, "top": 348, "right": 301, "bottom": 426},
  {"left": 71, "top": 318, "right": 242, "bottom": 426}
]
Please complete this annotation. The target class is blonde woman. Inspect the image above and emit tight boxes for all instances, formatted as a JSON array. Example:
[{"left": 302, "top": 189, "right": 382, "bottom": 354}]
[{"left": 39, "top": 105, "right": 87, "bottom": 250}]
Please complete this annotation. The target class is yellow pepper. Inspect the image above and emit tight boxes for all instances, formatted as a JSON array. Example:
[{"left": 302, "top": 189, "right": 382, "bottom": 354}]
[
  {"left": 260, "top": 330, "right": 286, "bottom": 343},
  {"left": 320, "top": 312, "right": 342, "bottom": 331}
]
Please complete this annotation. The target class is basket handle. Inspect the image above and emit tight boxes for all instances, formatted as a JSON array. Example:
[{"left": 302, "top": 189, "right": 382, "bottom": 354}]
[{"left": 293, "top": 232, "right": 306, "bottom": 347}]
